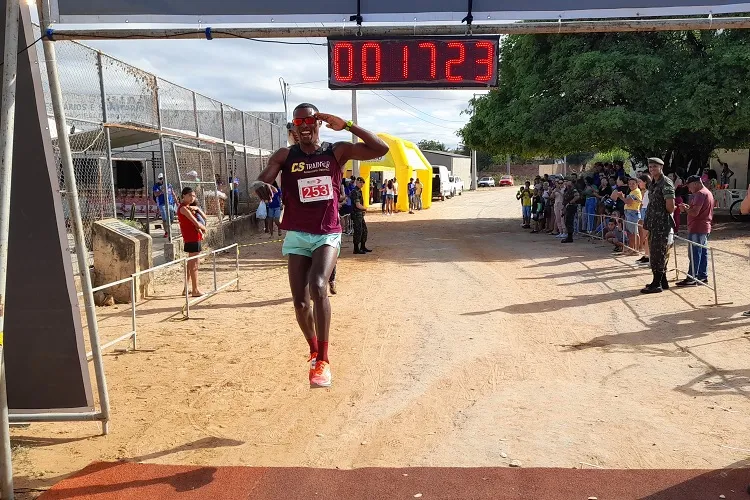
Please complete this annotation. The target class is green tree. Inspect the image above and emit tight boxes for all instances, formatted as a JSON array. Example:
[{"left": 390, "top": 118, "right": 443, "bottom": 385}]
[
  {"left": 417, "top": 139, "right": 447, "bottom": 152},
  {"left": 460, "top": 30, "right": 750, "bottom": 176}
]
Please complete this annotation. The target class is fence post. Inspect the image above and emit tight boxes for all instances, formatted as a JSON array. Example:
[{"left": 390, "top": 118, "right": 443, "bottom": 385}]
[
  {"left": 241, "top": 112, "right": 250, "bottom": 212},
  {"left": 212, "top": 251, "right": 217, "bottom": 292},
  {"left": 220, "top": 103, "right": 231, "bottom": 219},
  {"left": 710, "top": 248, "right": 718, "bottom": 306},
  {"left": 154, "top": 78, "right": 173, "bottom": 244},
  {"left": 96, "top": 51, "right": 117, "bottom": 220},
  {"left": 183, "top": 258, "right": 190, "bottom": 318},
  {"left": 235, "top": 244, "right": 240, "bottom": 291},
  {"left": 192, "top": 91, "right": 199, "bottom": 140},
  {"left": 673, "top": 237, "right": 679, "bottom": 280},
  {"left": 41, "top": 8, "right": 111, "bottom": 436},
  {"left": 130, "top": 276, "right": 137, "bottom": 350},
  {"left": 688, "top": 238, "right": 696, "bottom": 281},
  {"left": 0, "top": 0, "right": 20, "bottom": 493},
  {"left": 256, "top": 116, "right": 264, "bottom": 169}
]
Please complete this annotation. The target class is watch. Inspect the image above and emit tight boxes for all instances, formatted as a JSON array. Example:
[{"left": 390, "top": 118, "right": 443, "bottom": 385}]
[{"left": 345, "top": 120, "right": 354, "bottom": 131}]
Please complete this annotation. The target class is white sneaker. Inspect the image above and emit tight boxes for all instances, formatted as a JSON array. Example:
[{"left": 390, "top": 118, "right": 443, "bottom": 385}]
[{"left": 560, "top": 233, "right": 568, "bottom": 239}]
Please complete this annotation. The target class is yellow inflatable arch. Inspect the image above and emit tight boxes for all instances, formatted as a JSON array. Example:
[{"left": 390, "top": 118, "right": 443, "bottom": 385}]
[{"left": 345, "top": 133, "right": 433, "bottom": 212}]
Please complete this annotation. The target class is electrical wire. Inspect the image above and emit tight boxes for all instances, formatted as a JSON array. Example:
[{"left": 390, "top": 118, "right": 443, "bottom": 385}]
[
  {"left": 388, "top": 94, "right": 474, "bottom": 102},
  {"left": 49, "top": 30, "right": 327, "bottom": 46},
  {"left": 288, "top": 79, "right": 328, "bottom": 86},
  {"left": 0, "top": 34, "right": 46, "bottom": 68},
  {"left": 214, "top": 32, "right": 326, "bottom": 46},
  {"left": 368, "top": 91, "right": 460, "bottom": 130},
  {"left": 384, "top": 90, "right": 466, "bottom": 123}
]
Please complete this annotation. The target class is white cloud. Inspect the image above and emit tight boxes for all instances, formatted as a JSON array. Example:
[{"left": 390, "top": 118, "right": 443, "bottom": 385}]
[{"left": 85, "top": 37, "right": 479, "bottom": 149}]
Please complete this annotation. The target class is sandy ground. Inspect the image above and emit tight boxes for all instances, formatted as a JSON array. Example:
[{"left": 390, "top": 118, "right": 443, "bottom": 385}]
[{"left": 11, "top": 188, "right": 750, "bottom": 498}]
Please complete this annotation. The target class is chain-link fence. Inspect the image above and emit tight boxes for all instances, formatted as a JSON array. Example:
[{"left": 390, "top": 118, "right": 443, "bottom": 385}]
[{"left": 34, "top": 27, "right": 286, "bottom": 269}]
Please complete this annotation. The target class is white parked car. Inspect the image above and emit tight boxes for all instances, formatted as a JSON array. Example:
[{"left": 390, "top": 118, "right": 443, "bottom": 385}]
[
  {"left": 478, "top": 176, "right": 496, "bottom": 187},
  {"left": 449, "top": 176, "right": 464, "bottom": 196}
]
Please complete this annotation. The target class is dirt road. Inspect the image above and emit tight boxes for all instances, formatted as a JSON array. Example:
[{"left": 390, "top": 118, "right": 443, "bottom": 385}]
[{"left": 12, "top": 187, "right": 750, "bottom": 494}]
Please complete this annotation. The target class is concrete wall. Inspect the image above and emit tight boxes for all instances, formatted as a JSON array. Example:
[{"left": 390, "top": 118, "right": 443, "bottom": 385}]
[
  {"left": 451, "top": 157, "right": 472, "bottom": 182},
  {"left": 92, "top": 219, "right": 153, "bottom": 302},
  {"left": 168, "top": 214, "right": 259, "bottom": 261},
  {"left": 710, "top": 149, "right": 749, "bottom": 190}
]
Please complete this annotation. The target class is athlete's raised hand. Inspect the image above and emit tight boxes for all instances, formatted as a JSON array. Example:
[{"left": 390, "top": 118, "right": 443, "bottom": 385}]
[
  {"left": 315, "top": 113, "right": 347, "bottom": 132},
  {"left": 253, "top": 181, "right": 277, "bottom": 203}
]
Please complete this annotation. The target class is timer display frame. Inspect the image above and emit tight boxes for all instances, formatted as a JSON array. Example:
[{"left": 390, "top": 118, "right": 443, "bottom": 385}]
[{"left": 327, "top": 36, "right": 499, "bottom": 90}]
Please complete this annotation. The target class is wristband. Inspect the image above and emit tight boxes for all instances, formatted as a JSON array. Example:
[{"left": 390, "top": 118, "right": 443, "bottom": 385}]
[{"left": 345, "top": 120, "right": 354, "bottom": 131}]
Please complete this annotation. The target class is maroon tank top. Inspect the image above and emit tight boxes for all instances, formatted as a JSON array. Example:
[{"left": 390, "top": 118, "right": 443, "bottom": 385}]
[{"left": 279, "top": 143, "right": 342, "bottom": 235}]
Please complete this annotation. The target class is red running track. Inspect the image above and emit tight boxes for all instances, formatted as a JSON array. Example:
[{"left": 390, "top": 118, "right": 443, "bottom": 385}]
[{"left": 38, "top": 462, "right": 750, "bottom": 499}]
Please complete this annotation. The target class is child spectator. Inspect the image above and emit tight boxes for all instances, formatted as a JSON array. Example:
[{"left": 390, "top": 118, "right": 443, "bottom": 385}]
[
  {"left": 622, "top": 177, "right": 642, "bottom": 254},
  {"left": 188, "top": 201, "right": 207, "bottom": 230},
  {"left": 177, "top": 187, "right": 206, "bottom": 297},
  {"left": 516, "top": 181, "right": 533, "bottom": 229},
  {"left": 530, "top": 189, "right": 544, "bottom": 233},
  {"left": 636, "top": 174, "right": 651, "bottom": 266},
  {"left": 604, "top": 218, "right": 628, "bottom": 253},
  {"left": 265, "top": 180, "right": 282, "bottom": 237}
]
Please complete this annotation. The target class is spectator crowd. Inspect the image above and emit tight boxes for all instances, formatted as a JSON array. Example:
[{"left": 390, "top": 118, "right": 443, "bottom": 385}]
[{"left": 517, "top": 160, "right": 716, "bottom": 293}]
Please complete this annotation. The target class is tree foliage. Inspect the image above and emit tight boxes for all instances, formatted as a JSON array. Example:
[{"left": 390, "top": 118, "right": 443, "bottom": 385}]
[
  {"left": 417, "top": 139, "right": 447, "bottom": 152},
  {"left": 460, "top": 30, "right": 750, "bottom": 175}
]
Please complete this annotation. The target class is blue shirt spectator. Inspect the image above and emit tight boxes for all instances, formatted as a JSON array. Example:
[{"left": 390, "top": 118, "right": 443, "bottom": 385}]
[
  {"left": 267, "top": 189, "right": 282, "bottom": 209},
  {"left": 152, "top": 175, "right": 175, "bottom": 207}
]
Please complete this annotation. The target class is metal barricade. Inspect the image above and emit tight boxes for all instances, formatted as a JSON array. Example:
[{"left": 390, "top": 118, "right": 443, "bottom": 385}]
[
  {"left": 341, "top": 214, "right": 353, "bottom": 236},
  {"left": 84, "top": 243, "right": 241, "bottom": 356},
  {"left": 182, "top": 243, "right": 240, "bottom": 318},
  {"left": 78, "top": 276, "right": 137, "bottom": 360},
  {"left": 571, "top": 207, "right": 727, "bottom": 305},
  {"left": 668, "top": 234, "right": 721, "bottom": 306}
]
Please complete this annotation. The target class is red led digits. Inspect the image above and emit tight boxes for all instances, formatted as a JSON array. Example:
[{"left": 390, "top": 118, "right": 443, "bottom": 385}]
[
  {"left": 361, "top": 42, "right": 381, "bottom": 82},
  {"left": 402, "top": 45, "right": 409, "bottom": 79},
  {"left": 475, "top": 41, "right": 495, "bottom": 82},
  {"left": 333, "top": 42, "right": 354, "bottom": 82},
  {"left": 328, "top": 37, "right": 497, "bottom": 88},
  {"left": 418, "top": 42, "right": 437, "bottom": 79},
  {"left": 445, "top": 42, "right": 466, "bottom": 82}
]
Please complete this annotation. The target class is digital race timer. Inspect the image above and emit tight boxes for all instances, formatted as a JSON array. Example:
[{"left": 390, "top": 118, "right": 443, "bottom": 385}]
[{"left": 327, "top": 36, "right": 499, "bottom": 90}]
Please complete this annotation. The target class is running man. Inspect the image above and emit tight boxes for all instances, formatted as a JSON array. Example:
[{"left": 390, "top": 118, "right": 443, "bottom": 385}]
[{"left": 253, "top": 103, "right": 388, "bottom": 387}]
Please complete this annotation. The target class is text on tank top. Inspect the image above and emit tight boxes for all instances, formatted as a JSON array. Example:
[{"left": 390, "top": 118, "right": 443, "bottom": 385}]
[{"left": 280, "top": 143, "right": 343, "bottom": 235}]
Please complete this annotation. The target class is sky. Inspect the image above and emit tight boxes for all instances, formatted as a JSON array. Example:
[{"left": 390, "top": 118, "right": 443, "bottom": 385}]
[{"left": 84, "top": 37, "right": 486, "bottom": 150}]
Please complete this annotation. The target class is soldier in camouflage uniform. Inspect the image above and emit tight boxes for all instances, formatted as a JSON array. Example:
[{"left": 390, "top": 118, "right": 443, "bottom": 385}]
[
  {"left": 351, "top": 177, "right": 372, "bottom": 255},
  {"left": 642, "top": 157, "right": 676, "bottom": 294}
]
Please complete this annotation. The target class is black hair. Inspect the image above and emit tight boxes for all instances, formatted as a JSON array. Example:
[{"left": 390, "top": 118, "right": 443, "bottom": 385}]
[
  {"left": 181, "top": 187, "right": 194, "bottom": 196},
  {"left": 294, "top": 102, "right": 319, "bottom": 113},
  {"left": 585, "top": 176, "right": 594, "bottom": 185},
  {"left": 638, "top": 174, "right": 651, "bottom": 186}
]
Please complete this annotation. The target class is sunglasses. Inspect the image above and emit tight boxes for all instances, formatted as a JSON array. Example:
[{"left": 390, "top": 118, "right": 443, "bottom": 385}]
[{"left": 292, "top": 116, "right": 318, "bottom": 126}]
